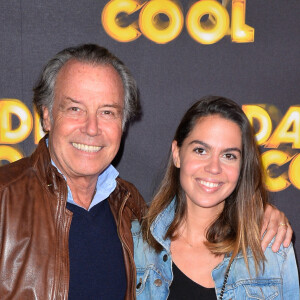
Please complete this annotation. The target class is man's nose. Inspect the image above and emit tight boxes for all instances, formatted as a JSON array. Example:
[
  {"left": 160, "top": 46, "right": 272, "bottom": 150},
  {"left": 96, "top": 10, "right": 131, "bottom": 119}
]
[
  {"left": 82, "top": 113, "right": 100, "bottom": 136},
  {"left": 204, "top": 156, "right": 222, "bottom": 174}
]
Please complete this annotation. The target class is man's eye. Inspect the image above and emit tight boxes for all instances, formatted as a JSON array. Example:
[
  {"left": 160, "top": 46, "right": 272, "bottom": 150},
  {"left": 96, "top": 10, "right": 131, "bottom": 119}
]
[
  {"left": 70, "top": 107, "right": 80, "bottom": 112},
  {"left": 66, "top": 107, "right": 81, "bottom": 112},
  {"left": 103, "top": 110, "right": 113, "bottom": 115},
  {"left": 100, "top": 110, "right": 118, "bottom": 118}
]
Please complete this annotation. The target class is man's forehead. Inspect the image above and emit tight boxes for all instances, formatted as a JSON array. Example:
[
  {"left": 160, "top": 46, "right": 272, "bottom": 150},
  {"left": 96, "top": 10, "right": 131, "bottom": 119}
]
[
  {"left": 56, "top": 59, "right": 120, "bottom": 81},
  {"left": 50, "top": 63, "right": 124, "bottom": 118},
  {"left": 54, "top": 59, "right": 124, "bottom": 101}
]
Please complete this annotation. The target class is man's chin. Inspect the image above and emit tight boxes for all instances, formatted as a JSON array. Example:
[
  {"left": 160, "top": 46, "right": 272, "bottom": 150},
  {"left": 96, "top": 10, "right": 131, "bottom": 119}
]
[{"left": 71, "top": 164, "right": 107, "bottom": 178}]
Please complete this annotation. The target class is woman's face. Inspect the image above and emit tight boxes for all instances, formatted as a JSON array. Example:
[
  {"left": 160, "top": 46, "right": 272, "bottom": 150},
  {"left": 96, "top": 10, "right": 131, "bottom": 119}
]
[{"left": 172, "top": 115, "right": 242, "bottom": 213}]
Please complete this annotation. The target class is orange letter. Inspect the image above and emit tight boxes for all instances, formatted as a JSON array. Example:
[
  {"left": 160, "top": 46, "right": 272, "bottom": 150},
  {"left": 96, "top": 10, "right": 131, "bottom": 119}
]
[
  {"left": 289, "top": 154, "right": 300, "bottom": 190},
  {"left": 231, "top": 0, "right": 254, "bottom": 42},
  {"left": 139, "top": 0, "right": 184, "bottom": 44},
  {"left": 102, "top": 0, "right": 142, "bottom": 42},
  {"left": 266, "top": 106, "right": 300, "bottom": 148},
  {"left": 0, "top": 99, "right": 33, "bottom": 144},
  {"left": 0, "top": 145, "right": 23, "bottom": 164},
  {"left": 242, "top": 105, "right": 272, "bottom": 145},
  {"left": 186, "top": 0, "right": 229, "bottom": 44},
  {"left": 261, "top": 150, "right": 291, "bottom": 192}
]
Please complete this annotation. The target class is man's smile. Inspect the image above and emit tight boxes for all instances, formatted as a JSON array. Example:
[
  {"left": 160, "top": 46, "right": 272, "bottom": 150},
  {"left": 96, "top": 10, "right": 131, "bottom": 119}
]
[{"left": 71, "top": 142, "right": 103, "bottom": 153}]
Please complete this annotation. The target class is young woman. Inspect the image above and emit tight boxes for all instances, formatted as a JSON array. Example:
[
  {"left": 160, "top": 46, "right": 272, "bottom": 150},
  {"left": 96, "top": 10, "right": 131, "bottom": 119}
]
[{"left": 132, "top": 96, "right": 299, "bottom": 299}]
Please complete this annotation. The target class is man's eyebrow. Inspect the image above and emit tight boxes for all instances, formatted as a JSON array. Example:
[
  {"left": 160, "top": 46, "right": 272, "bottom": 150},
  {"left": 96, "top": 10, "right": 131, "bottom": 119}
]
[
  {"left": 189, "top": 140, "right": 241, "bottom": 154},
  {"left": 64, "top": 98, "right": 123, "bottom": 109},
  {"left": 65, "top": 97, "right": 81, "bottom": 104},
  {"left": 101, "top": 104, "right": 123, "bottom": 109}
]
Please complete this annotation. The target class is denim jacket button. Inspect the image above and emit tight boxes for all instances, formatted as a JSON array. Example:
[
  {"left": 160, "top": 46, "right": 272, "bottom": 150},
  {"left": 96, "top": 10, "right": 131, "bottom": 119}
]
[
  {"left": 154, "top": 279, "right": 162, "bottom": 287},
  {"left": 163, "top": 254, "right": 168, "bottom": 262}
]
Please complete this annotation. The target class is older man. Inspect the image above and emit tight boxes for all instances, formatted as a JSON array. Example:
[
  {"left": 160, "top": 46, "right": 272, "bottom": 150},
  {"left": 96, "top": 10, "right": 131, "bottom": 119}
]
[
  {"left": 0, "top": 44, "right": 292, "bottom": 299},
  {"left": 0, "top": 44, "right": 146, "bottom": 299}
]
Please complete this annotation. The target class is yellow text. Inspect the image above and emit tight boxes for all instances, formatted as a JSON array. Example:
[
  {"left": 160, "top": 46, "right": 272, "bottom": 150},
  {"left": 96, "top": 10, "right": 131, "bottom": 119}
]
[{"left": 102, "top": 0, "right": 254, "bottom": 44}]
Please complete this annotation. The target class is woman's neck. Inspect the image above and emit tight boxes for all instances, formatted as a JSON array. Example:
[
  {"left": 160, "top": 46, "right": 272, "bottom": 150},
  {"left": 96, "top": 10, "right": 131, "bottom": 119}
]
[
  {"left": 178, "top": 204, "right": 222, "bottom": 246},
  {"left": 170, "top": 205, "right": 225, "bottom": 288}
]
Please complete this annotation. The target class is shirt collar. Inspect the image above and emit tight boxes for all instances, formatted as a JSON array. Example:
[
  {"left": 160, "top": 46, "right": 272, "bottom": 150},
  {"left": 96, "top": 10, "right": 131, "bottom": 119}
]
[
  {"left": 46, "top": 138, "right": 119, "bottom": 210},
  {"left": 65, "top": 165, "right": 119, "bottom": 210}
]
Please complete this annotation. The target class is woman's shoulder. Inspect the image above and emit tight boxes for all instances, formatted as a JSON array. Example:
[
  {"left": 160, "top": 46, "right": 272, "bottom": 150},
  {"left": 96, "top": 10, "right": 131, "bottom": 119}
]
[
  {"left": 131, "top": 220, "right": 158, "bottom": 263},
  {"left": 213, "top": 241, "right": 299, "bottom": 299},
  {"left": 214, "top": 240, "right": 296, "bottom": 282},
  {"left": 131, "top": 219, "right": 162, "bottom": 259},
  {"left": 225, "top": 239, "right": 298, "bottom": 287},
  {"left": 264, "top": 237, "right": 295, "bottom": 261},
  {"left": 263, "top": 238, "right": 299, "bottom": 284}
]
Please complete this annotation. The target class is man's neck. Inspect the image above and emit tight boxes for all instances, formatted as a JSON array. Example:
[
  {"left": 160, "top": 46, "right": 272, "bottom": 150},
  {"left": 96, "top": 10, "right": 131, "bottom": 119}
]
[{"left": 67, "top": 177, "right": 98, "bottom": 210}]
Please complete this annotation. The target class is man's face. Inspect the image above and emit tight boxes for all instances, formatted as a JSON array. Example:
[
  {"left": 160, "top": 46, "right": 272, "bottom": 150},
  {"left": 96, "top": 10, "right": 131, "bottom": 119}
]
[{"left": 43, "top": 60, "right": 124, "bottom": 181}]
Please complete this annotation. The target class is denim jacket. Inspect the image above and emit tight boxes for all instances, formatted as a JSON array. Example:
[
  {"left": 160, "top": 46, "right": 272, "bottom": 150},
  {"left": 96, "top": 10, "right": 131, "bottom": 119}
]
[{"left": 132, "top": 199, "right": 300, "bottom": 299}]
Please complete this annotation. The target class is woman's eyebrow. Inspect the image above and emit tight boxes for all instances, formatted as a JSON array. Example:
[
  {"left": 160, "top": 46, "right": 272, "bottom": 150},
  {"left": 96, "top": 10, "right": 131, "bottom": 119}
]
[{"left": 189, "top": 140, "right": 210, "bottom": 148}]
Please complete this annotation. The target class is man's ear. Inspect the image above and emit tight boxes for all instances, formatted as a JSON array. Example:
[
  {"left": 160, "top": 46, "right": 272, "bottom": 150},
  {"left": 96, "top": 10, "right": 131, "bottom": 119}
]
[
  {"left": 171, "top": 140, "right": 180, "bottom": 168},
  {"left": 42, "top": 107, "right": 51, "bottom": 132}
]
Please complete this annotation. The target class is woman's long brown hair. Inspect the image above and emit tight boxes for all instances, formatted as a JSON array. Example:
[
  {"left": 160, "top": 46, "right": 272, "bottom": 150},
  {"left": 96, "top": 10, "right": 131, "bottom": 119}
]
[{"left": 141, "top": 96, "right": 268, "bottom": 272}]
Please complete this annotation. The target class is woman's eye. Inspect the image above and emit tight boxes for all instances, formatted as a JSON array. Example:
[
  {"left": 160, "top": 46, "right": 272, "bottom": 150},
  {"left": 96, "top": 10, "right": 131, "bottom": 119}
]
[
  {"left": 224, "top": 153, "right": 237, "bottom": 160},
  {"left": 194, "top": 148, "right": 206, "bottom": 155}
]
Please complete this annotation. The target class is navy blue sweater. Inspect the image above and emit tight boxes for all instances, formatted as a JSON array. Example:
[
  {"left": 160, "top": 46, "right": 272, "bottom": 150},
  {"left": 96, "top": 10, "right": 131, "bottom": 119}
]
[{"left": 66, "top": 200, "right": 126, "bottom": 299}]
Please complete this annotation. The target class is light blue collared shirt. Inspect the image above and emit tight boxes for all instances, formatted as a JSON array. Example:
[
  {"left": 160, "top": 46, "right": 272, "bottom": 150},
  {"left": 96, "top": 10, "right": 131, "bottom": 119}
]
[
  {"left": 64, "top": 164, "right": 118, "bottom": 210},
  {"left": 47, "top": 139, "right": 119, "bottom": 210}
]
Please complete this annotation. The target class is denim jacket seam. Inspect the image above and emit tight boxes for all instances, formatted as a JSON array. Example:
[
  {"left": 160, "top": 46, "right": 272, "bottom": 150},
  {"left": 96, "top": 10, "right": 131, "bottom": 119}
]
[{"left": 136, "top": 265, "right": 172, "bottom": 284}]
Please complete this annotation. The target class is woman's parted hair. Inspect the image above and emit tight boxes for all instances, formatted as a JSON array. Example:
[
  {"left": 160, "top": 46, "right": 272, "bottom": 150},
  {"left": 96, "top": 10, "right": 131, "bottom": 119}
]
[
  {"left": 142, "top": 95, "right": 268, "bottom": 270},
  {"left": 33, "top": 44, "right": 139, "bottom": 130}
]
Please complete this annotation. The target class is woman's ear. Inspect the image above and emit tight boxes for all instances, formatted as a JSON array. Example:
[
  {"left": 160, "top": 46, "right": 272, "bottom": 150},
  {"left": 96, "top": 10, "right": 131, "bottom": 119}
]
[{"left": 172, "top": 140, "right": 180, "bottom": 168}]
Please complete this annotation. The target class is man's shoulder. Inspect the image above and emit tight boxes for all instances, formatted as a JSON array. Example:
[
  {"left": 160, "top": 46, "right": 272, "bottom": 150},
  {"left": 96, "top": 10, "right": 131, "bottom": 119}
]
[
  {"left": 116, "top": 177, "right": 140, "bottom": 193},
  {"left": 0, "top": 157, "right": 32, "bottom": 190},
  {"left": 116, "top": 177, "right": 145, "bottom": 203},
  {"left": 114, "top": 177, "right": 148, "bottom": 219}
]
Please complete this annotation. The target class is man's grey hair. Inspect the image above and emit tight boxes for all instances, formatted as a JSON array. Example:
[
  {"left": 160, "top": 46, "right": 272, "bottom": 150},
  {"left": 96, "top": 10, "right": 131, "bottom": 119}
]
[{"left": 33, "top": 44, "right": 139, "bottom": 130}]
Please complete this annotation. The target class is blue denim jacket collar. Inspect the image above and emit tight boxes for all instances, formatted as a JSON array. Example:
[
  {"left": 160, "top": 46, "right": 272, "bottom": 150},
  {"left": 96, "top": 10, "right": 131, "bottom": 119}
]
[
  {"left": 150, "top": 199, "right": 176, "bottom": 254},
  {"left": 149, "top": 197, "right": 253, "bottom": 263}
]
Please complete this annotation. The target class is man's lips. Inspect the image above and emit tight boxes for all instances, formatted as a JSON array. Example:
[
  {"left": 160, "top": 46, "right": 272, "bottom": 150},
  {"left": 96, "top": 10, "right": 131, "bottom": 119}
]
[{"left": 71, "top": 142, "right": 103, "bottom": 153}]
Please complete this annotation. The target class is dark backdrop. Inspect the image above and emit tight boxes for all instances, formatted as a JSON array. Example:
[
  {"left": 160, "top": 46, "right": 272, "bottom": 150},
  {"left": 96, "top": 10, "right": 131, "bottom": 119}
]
[{"left": 1, "top": 0, "right": 299, "bottom": 262}]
